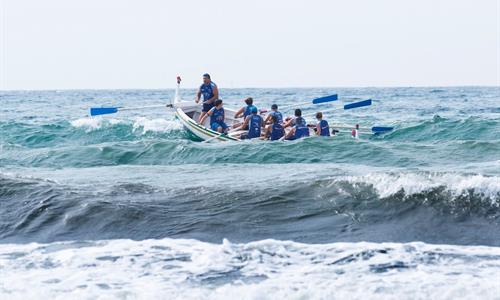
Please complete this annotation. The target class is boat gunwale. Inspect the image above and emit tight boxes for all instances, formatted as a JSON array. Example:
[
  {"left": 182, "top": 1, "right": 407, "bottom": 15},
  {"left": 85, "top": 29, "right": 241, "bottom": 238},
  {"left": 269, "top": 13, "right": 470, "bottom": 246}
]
[{"left": 174, "top": 106, "right": 240, "bottom": 142}]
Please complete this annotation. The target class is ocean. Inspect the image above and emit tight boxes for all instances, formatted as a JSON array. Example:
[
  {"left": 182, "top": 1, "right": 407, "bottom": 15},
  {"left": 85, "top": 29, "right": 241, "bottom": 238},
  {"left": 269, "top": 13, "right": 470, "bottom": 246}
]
[{"left": 1, "top": 86, "right": 499, "bottom": 299}]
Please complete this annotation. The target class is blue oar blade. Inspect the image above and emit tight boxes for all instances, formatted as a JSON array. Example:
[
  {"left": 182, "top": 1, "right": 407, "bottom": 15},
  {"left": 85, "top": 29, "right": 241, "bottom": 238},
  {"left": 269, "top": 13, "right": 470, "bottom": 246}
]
[
  {"left": 312, "top": 94, "right": 338, "bottom": 104},
  {"left": 372, "top": 126, "right": 394, "bottom": 133},
  {"left": 90, "top": 107, "right": 118, "bottom": 116},
  {"left": 343, "top": 99, "right": 372, "bottom": 110}
]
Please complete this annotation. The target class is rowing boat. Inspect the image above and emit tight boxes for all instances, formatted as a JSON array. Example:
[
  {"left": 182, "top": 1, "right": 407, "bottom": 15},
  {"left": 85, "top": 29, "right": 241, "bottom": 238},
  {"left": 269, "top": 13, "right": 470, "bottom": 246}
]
[
  {"left": 172, "top": 83, "right": 243, "bottom": 142},
  {"left": 88, "top": 77, "right": 392, "bottom": 141},
  {"left": 172, "top": 78, "right": 330, "bottom": 142}
]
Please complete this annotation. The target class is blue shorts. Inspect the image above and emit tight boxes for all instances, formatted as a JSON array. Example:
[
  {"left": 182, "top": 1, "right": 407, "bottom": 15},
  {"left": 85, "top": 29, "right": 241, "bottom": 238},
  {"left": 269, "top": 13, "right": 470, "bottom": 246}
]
[
  {"left": 202, "top": 102, "right": 214, "bottom": 112},
  {"left": 211, "top": 122, "right": 228, "bottom": 131}
]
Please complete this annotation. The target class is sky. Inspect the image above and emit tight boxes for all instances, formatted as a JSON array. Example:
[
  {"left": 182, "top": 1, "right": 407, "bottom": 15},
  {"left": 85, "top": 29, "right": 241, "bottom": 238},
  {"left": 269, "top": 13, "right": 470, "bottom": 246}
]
[{"left": 0, "top": 0, "right": 499, "bottom": 89}]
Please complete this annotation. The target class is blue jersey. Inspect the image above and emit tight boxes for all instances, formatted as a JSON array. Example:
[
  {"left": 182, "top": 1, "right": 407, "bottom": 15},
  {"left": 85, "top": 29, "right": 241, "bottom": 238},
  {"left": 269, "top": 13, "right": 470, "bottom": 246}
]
[
  {"left": 270, "top": 111, "right": 283, "bottom": 124},
  {"left": 210, "top": 107, "right": 224, "bottom": 124},
  {"left": 243, "top": 105, "right": 257, "bottom": 119},
  {"left": 318, "top": 119, "right": 330, "bottom": 136},
  {"left": 293, "top": 117, "right": 310, "bottom": 139},
  {"left": 270, "top": 122, "right": 284, "bottom": 141},
  {"left": 247, "top": 114, "right": 263, "bottom": 139},
  {"left": 200, "top": 82, "right": 216, "bottom": 102}
]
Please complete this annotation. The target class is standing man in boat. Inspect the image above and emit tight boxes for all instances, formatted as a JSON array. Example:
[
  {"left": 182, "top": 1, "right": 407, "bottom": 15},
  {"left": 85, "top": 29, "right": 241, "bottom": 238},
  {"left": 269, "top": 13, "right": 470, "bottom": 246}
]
[{"left": 195, "top": 73, "right": 219, "bottom": 123}]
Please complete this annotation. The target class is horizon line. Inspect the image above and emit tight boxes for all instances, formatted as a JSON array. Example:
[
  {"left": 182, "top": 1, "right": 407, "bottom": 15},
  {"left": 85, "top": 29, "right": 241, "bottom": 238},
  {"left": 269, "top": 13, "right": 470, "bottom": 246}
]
[{"left": 1, "top": 84, "right": 499, "bottom": 92}]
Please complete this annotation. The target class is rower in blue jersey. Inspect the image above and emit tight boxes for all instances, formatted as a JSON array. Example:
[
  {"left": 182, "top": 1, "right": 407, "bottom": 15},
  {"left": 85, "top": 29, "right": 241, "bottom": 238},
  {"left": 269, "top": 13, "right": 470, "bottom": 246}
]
[
  {"left": 264, "top": 104, "right": 283, "bottom": 125},
  {"left": 199, "top": 99, "right": 229, "bottom": 133},
  {"left": 195, "top": 73, "right": 219, "bottom": 122},
  {"left": 234, "top": 97, "right": 257, "bottom": 129},
  {"left": 284, "top": 109, "right": 310, "bottom": 140},
  {"left": 315, "top": 112, "right": 330, "bottom": 136},
  {"left": 237, "top": 106, "right": 264, "bottom": 139},
  {"left": 264, "top": 114, "right": 285, "bottom": 141}
]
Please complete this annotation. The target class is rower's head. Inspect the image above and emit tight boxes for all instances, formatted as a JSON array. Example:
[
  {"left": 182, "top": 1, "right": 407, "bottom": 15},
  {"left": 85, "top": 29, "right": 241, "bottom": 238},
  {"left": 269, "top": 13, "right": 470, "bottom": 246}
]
[
  {"left": 316, "top": 112, "right": 323, "bottom": 120},
  {"left": 214, "top": 99, "right": 223, "bottom": 108},
  {"left": 245, "top": 97, "right": 253, "bottom": 105},
  {"left": 203, "top": 73, "right": 211, "bottom": 84},
  {"left": 295, "top": 109, "right": 302, "bottom": 117},
  {"left": 250, "top": 106, "right": 258, "bottom": 115},
  {"left": 271, "top": 104, "right": 278, "bottom": 111}
]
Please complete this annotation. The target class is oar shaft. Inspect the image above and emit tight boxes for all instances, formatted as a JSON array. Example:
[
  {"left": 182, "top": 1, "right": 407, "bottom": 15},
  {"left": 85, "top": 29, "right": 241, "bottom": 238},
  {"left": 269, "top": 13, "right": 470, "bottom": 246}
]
[
  {"left": 330, "top": 123, "right": 371, "bottom": 131},
  {"left": 279, "top": 101, "right": 317, "bottom": 111},
  {"left": 279, "top": 94, "right": 338, "bottom": 110},
  {"left": 89, "top": 104, "right": 172, "bottom": 116},
  {"left": 118, "top": 104, "right": 169, "bottom": 111},
  {"left": 302, "top": 99, "right": 372, "bottom": 119}
]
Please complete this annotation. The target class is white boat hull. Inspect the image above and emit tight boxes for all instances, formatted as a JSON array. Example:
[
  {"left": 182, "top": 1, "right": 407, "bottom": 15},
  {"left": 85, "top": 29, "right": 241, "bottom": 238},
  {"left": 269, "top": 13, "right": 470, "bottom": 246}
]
[
  {"left": 170, "top": 81, "right": 377, "bottom": 142},
  {"left": 172, "top": 86, "right": 241, "bottom": 142}
]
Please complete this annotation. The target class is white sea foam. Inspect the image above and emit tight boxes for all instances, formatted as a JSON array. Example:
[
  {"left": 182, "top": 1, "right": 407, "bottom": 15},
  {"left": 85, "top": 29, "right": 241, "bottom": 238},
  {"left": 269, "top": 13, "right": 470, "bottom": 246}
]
[
  {"left": 70, "top": 117, "right": 125, "bottom": 132},
  {"left": 132, "top": 117, "right": 182, "bottom": 133},
  {"left": 342, "top": 172, "right": 500, "bottom": 203},
  {"left": 69, "top": 116, "right": 181, "bottom": 134},
  {"left": 0, "top": 238, "right": 499, "bottom": 299},
  {"left": 70, "top": 117, "right": 103, "bottom": 131},
  {"left": 108, "top": 119, "right": 124, "bottom": 125}
]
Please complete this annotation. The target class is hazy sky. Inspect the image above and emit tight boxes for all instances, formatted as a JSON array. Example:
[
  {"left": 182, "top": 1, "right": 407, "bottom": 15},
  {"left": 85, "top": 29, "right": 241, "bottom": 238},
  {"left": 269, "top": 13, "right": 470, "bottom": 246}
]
[{"left": 1, "top": 0, "right": 499, "bottom": 89}]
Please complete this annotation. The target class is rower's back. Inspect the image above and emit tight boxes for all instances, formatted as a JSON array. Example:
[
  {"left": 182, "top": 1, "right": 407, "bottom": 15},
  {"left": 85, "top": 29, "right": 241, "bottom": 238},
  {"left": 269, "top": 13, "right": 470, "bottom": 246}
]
[
  {"left": 294, "top": 110, "right": 309, "bottom": 139},
  {"left": 247, "top": 107, "right": 263, "bottom": 139}
]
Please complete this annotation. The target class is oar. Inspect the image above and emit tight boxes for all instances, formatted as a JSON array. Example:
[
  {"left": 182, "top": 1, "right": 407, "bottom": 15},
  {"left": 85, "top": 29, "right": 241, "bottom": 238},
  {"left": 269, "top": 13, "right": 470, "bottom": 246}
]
[
  {"left": 202, "top": 132, "right": 227, "bottom": 143},
  {"left": 330, "top": 124, "right": 394, "bottom": 134},
  {"left": 302, "top": 99, "right": 373, "bottom": 119},
  {"left": 278, "top": 94, "right": 338, "bottom": 111},
  {"left": 343, "top": 99, "right": 372, "bottom": 110},
  {"left": 202, "top": 129, "right": 243, "bottom": 143},
  {"left": 371, "top": 126, "right": 394, "bottom": 134},
  {"left": 90, "top": 104, "right": 172, "bottom": 116}
]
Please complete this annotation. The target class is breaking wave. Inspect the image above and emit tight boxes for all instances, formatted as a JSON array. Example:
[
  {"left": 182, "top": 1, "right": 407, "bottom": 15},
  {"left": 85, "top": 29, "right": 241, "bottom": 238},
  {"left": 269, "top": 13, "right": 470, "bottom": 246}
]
[
  {"left": 1, "top": 238, "right": 499, "bottom": 299},
  {"left": 1, "top": 168, "right": 499, "bottom": 245}
]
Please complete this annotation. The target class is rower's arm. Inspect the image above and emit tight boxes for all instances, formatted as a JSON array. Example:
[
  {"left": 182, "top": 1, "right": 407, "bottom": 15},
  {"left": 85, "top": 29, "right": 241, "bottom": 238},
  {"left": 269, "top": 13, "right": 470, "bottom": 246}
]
[
  {"left": 200, "top": 109, "right": 212, "bottom": 124},
  {"left": 316, "top": 123, "right": 321, "bottom": 135},
  {"left": 264, "top": 126, "right": 271, "bottom": 138},
  {"left": 283, "top": 119, "right": 292, "bottom": 128},
  {"left": 234, "top": 107, "right": 245, "bottom": 118},
  {"left": 240, "top": 116, "right": 250, "bottom": 129},
  {"left": 264, "top": 114, "right": 272, "bottom": 124}
]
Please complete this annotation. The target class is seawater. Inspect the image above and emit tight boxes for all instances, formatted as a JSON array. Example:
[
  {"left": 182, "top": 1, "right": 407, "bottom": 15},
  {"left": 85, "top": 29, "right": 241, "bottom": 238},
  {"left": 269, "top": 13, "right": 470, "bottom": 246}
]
[{"left": 1, "top": 87, "right": 499, "bottom": 299}]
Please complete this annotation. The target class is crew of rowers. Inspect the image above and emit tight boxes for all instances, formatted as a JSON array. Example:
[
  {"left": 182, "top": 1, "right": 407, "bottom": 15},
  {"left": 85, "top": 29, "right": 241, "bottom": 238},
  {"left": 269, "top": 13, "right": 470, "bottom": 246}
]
[
  {"left": 200, "top": 96, "right": 335, "bottom": 141},
  {"left": 196, "top": 73, "right": 344, "bottom": 141}
]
